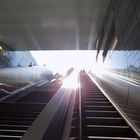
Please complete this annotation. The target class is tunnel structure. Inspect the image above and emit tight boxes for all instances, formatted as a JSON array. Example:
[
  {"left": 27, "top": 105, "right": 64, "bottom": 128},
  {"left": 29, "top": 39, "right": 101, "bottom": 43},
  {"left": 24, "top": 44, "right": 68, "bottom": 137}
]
[{"left": 0, "top": 0, "right": 140, "bottom": 140}]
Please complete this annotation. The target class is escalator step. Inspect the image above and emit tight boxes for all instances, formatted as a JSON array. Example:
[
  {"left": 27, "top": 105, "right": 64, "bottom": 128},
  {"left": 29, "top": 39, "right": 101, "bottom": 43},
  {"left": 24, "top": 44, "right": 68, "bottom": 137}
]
[
  {"left": 84, "top": 117, "right": 127, "bottom": 126},
  {"left": 69, "top": 73, "right": 139, "bottom": 140},
  {"left": 0, "top": 125, "right": 29, "bottom": 130},
  {"left": 84, "top": 110, "right": 120, "bottom": 117},
  {"left": 84, "top": 136, "right": 139, "bottom": 140},
  {"left": 0, "top": 135, "right": 22, "bottom": 140},
  {"left": 0, "top": 129, "right": 26, "bottom": 136},
  {"left": 83, "top": 98, "right": 108, "bottom": 101},
  {"left": 83, "top": 106, "right": 115, "bottom": 111},
  {"left": 83, "top": 125, "right": 136, "bottom": 137},
  {"left": 83, "top": 101, "right": 111, "bottom": 106}
]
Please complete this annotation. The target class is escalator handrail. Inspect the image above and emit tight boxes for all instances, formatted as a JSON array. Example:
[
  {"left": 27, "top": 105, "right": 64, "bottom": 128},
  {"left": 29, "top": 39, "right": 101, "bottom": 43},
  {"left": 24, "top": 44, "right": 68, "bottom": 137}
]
[{"left": 21, "top": 85, "right": 73, "bottom": 140}]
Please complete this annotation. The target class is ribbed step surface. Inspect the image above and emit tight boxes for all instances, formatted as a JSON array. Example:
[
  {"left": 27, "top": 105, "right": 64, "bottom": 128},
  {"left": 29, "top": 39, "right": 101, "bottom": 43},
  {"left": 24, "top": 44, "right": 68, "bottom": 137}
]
[
  {"left": 0, "top": 80, "right": 61, "bottom": 139},
  {"left": 0, "top": 103, "right": 45, "bottom": 140},
  {"left": 69, "top": 72, "right": 139, "bottom": 140}
]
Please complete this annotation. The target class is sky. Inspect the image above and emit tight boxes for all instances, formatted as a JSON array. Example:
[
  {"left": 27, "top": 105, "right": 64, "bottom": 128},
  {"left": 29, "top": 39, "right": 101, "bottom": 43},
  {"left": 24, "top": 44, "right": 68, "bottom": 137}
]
[{"left": 30, "top": 50, "right": 104, "bottom": 75}]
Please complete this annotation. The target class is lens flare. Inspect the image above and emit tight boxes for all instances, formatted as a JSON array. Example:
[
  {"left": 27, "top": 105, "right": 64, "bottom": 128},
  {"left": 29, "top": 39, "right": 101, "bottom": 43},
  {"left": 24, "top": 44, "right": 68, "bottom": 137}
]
[{"left": 62, "top": 71, "right": 79, "bottom": 89}]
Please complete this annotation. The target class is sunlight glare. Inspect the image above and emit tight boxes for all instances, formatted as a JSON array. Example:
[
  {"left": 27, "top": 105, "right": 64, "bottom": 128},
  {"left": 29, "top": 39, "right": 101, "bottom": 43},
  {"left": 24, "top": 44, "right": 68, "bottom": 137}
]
[
  {"left": 30, "top": 50, "right": 106, "bottom": 77},
  {"left": 31, "top": 51, "right": 96, "bottom": 75},
  {"left": 94, "top": 62, "right": 104, "bottom": 76},
  {"left": 62, "top": 71, "right": 79, "bottom": 89},
  {"left": 92, "top": 53, "right": 105, "bottom": 76}
]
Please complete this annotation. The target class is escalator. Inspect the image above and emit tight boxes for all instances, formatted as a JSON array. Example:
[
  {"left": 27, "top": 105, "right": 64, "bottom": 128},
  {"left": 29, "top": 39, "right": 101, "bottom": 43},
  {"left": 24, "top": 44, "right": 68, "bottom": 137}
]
[
  {"left": 69, "top": 72, "right": 139, "bottom": 140},
  {"left": 0, "top": 80, "right": 61, "bottom": 140},
  {"left": 0, "top": 103, "right": 45, "bottom": 140},
  {"left": 0, "top": 73, "right": 139, "bottom": 140}
]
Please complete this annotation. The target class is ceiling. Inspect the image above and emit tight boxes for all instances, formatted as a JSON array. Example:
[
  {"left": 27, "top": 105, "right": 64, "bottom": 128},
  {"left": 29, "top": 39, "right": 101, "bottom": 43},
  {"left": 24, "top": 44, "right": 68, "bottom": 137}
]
[{"left": 0, "top": 0, "right": 110, "bottom": 50}]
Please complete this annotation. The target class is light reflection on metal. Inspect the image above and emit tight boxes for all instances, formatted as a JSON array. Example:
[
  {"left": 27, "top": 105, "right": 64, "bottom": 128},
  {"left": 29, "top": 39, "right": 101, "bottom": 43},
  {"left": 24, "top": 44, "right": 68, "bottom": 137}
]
[
  {"left": 0, "top": 46, "right": 2, "bottom": 51},
  {"left": 111, "top": 36, "right": 118, "bottom": 50}
]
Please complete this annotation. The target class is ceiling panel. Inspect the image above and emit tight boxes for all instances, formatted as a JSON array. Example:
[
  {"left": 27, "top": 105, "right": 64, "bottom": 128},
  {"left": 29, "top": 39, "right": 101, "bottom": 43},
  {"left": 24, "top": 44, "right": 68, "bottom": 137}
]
[{"left": 0, "top": 0, "right": 110, "bottom": 50}]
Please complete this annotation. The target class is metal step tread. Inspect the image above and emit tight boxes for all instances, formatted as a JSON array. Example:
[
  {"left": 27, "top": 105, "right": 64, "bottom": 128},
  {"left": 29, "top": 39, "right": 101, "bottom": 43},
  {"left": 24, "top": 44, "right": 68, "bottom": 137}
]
[
  {"left": 0, "top": 129, "right": 26, "bottom": 132},
  {"left": 86, "top": 125, "right": 129, "bottom": 128},
  {"left": 0, "top": 135, "right": 22, "bottom": 138},
  {"left": 0, "top": 124, "right": 29, "bottom": 130},
  {"left": 84, "top": 110, "right": 117, "bottom": 113},
  {"left": 85, "top": 136, "right": 139, "bottom": 140}
]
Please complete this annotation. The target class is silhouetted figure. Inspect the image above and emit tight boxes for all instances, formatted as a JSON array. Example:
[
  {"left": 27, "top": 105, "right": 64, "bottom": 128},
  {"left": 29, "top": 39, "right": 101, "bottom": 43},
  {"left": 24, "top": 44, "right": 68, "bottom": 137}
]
[{"left": 28, "top": 62, "right": 32, "bottom": 67}]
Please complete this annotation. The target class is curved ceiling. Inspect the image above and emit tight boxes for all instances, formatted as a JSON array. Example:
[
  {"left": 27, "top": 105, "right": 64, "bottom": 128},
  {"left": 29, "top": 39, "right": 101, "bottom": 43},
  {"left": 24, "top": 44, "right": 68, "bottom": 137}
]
[{"left": 0, "top": 0, "right": 110, "bottom": 50}]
